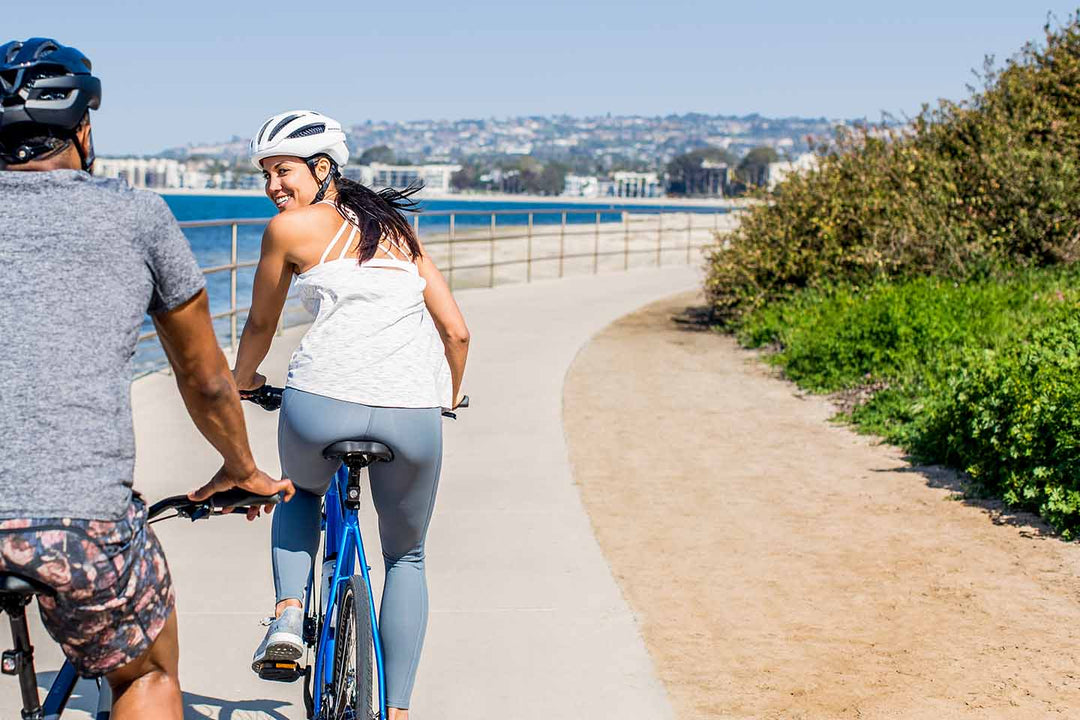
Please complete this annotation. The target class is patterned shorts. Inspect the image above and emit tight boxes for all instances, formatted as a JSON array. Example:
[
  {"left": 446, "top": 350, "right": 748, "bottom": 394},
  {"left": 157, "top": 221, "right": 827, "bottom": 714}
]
[{"left": 0, "top": 498, "right": 175, "bottom": 677}]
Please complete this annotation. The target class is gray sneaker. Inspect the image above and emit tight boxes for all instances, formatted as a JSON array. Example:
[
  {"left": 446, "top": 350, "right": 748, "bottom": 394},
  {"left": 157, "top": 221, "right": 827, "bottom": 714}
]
[{"left": 252, "top": 607, "right": 305, "bottom": 676}]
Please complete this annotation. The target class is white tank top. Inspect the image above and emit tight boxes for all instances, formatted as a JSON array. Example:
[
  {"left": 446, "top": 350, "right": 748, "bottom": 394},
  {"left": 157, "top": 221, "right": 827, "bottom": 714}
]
[{"left": 285, "top": 205, "right": 452, "bottom": 409}]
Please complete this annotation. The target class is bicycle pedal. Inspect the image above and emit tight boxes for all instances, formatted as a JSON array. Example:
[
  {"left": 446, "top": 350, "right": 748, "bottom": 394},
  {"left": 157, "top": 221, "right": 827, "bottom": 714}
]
[{"left": 258, "top": 660, "right": 303, "bottom": 683}]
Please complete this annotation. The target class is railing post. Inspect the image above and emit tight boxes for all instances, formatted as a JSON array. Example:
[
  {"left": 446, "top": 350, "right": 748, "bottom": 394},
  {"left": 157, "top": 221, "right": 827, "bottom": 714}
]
[
  {"left": 527, "top": 213, "right": 533, "bottom": 283},
  {"left": 448, "top": 213, "right": 456, "bottom": 289},
  {"left": 229, "top": 223, "right": 238, "bottom": 352},
  {"left": 657, "top": 212, "right": 663, "bottom": 267},
  {"left": 559, "top": 211, "right": 566, "bottom": 278},
  {"left": 489, "top": 213, "right": 496, "bottom": 288},
  {"left": 623, "top": 211, "right": 629, "bottom": 270},
  {"left": 687, "top": 212, "right": 693, "bottom": 264},
  {"left": 593, "top": 212, "right": 601, "bottom": 274}
]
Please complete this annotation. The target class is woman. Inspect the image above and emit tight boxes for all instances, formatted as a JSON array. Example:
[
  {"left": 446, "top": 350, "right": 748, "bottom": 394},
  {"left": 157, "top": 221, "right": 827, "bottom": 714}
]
[{"left": 234, "top": 110, "right": 469, "bottom": 717}]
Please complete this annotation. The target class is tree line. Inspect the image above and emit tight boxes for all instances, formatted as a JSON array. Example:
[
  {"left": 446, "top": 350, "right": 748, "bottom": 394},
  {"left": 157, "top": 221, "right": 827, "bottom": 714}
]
[{"left": 351, "top": 143, "right": 783, "bottom": 196}]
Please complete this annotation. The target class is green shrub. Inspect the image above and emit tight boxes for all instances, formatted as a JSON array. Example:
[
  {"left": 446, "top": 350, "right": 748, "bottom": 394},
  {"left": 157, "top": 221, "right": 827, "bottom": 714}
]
[
  {"left": 921, "top": 311, "right": 1080, "bottom": 537},
  {"left": 736, "top": 269, "right": 1080, "bottom": 535},
  {"left": 706, "top": 17, "right": 1080, "bottom": 322}
]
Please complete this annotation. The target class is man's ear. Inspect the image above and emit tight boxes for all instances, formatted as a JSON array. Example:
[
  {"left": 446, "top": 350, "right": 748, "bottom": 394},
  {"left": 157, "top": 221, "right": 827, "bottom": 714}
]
[
  {"left": 76, "top": 117, "right": 90, "bottom": 144},
  {"left": 76, "top": 116, "right": 93, "bottom": 158}
]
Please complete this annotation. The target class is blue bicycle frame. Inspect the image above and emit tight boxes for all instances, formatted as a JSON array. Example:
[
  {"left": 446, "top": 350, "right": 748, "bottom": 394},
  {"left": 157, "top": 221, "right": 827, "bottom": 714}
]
[{"left": 309, "top": 463, "right": 387, "bottom": 718}]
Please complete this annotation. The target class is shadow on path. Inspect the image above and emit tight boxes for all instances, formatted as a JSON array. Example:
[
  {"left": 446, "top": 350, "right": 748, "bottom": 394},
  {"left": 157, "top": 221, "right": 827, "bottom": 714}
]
[
  {"left": 672, "top": 293, "right": 1070, "bottom": 544},
  {"left": 35, "top": 670, "right": 99, "bottom": 713},
  {"left": 183, "top": 691, "right": 293, "bottom": 720},
  {"left": 30, "top": 672, "right": 294, "bottom": 720},
  {"left": 882, "top": 461, "right": 1060, "bottom": 540}
]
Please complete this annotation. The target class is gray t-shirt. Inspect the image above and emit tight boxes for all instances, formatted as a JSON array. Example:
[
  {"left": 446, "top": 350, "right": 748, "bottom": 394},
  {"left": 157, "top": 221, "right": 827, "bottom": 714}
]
[{"left": 0, "top": 170, "right": 205, "bottom": 521}]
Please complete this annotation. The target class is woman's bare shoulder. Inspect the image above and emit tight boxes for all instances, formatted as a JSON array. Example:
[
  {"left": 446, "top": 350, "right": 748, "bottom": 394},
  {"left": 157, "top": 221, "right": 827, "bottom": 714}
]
[{"left": 265, "top": 204, "right": 343, "bottom": 245}]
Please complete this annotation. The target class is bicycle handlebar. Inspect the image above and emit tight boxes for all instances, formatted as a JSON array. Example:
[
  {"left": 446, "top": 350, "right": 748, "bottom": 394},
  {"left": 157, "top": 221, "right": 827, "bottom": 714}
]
[
  {"left": 240, "top": 384, "right": 283, "bottom": 411},
  {"left": 240, "top": 384, "right": 469, "bottom": 418},
  {"left": 148, "top": 489, "right": 283, "bottom": 522}
]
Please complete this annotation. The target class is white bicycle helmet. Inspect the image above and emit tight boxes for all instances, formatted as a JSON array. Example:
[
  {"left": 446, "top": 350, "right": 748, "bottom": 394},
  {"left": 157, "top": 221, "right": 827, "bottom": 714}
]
[{"left": 249, "top": 110, "right": 349, "bottom": 170}]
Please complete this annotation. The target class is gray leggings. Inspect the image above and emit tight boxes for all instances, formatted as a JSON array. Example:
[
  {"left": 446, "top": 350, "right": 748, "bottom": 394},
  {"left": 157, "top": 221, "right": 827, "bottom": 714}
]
[{"left": 273, "top": 387, "right": 443, "bottom": 709}]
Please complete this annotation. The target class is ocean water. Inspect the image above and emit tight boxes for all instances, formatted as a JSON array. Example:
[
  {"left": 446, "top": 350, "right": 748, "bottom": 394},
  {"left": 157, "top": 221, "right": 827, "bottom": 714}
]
[{"left": 133, "top": 194, "right": 725, "bottom": 374}]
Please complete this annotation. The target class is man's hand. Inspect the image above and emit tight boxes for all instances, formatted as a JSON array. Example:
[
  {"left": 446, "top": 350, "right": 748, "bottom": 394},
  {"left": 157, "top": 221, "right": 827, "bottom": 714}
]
[
  {"left": 154, "top": 291, "right": 280, "bottom": 520},
  {"left": 188, "top": 465, "right": 295, "bottom": 521},
  {"left": 234, "top": 369, "right": 267, "bottom": 392}
]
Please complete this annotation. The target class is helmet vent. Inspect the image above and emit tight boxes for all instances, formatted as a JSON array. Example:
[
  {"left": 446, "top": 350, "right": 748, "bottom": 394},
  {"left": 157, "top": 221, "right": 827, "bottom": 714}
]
[
  {"left": 33, "top": 42, "right": 59, "bottom": 60},
  {"left": 255, "top": 117, "right": 274, "bottom": 144},
  {"left": 0, "top": 70, "right": 18, "bottom": 94},
  {"left": 266, "top": 113, "right": 303, "bottom": 142},
  {"left": 286, "top": 123, "right": 325, "bottom": 139}
]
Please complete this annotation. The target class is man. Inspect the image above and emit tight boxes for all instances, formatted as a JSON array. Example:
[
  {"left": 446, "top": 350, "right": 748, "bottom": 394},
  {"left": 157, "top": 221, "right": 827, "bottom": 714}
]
[{"left": 0, "top": 38, "right": 293, "bottom": 718}]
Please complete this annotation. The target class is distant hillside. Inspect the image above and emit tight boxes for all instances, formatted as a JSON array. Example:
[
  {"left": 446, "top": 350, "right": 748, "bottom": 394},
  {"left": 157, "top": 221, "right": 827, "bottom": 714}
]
[{"left": 157, "top": 112, "right": 846, "bottom": 173}]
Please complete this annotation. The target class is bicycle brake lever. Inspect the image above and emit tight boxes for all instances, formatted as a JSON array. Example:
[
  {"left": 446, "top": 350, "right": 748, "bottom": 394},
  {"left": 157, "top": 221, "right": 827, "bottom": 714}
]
[{"left": 187, "top": 503, "right": 213, "bottom": 521}]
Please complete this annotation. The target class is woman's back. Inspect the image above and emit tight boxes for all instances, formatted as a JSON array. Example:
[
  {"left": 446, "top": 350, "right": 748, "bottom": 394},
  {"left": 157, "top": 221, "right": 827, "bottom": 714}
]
[{"left": 288, "top": 246, "right": 452, "bottom": 408}]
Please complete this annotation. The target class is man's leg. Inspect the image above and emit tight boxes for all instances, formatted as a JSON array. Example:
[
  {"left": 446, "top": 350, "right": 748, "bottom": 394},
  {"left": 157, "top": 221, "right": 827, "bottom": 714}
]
[{"left": 106, "top": 610, "right": 182, "bottom": 720}]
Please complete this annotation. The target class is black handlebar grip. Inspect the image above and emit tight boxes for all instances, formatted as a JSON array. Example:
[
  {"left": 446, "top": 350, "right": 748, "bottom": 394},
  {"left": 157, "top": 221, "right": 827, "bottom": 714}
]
[
  {"left": 208, "top": 488, "right": 283, "bottom": 508},
  {"left": 240, "top": 385, "right": 283, "bottom": 411}
]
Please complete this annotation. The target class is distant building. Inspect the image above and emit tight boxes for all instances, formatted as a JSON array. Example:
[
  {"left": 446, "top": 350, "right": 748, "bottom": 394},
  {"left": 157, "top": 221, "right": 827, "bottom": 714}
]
[
  {"left": 344, "top": 163, "right": 462, "bottom": 193},
  {"left": 610, "top": 171, "right": 661, "bottom": 198},
  {"left": 666, "top": 159, "right": 729, "bottom": 197},
  {"left": 95, "top": 157, "right": 184, "bottom": 189},
  {"left": 766, "top": 153, "right": 818, "bottom": 191},
  {"left": 563, "top": 174, "right": 601, "bottom": 198},
  {"left": 93, "top": 156, "right": 264, "bottom": 190}
]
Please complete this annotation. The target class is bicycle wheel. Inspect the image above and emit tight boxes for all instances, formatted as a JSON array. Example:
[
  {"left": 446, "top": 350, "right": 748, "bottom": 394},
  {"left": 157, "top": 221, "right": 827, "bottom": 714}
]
[{"left": 330, "top": 574, "right": 376, "bottom": 720}]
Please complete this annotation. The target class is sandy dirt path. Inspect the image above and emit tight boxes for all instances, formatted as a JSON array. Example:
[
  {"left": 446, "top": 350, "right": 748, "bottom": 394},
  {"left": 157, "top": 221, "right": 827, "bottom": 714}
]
[{"left": 563, "top": 290, "right": 1080, "bottom": 720}]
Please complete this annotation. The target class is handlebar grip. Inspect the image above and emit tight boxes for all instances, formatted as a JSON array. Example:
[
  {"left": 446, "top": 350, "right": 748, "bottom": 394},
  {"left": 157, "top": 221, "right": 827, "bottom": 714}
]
[
  {"left": 240, "top": 385, "right": 284, "bottom": 411},
  {"left": 208, "top": 489, "right": 282, "bottom": 508}
]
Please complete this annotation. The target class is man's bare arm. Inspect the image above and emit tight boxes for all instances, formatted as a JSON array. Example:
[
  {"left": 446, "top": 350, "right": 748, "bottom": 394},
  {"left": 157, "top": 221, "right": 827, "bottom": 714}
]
[{"left": 152, "top": 289, "right": 293, "bottom": 504}]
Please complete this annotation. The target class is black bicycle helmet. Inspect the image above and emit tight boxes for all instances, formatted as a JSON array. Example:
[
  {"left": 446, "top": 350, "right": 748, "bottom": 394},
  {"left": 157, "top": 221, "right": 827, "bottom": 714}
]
[{"left": 0, "top": 38, "right": 101, "bottom": 167}]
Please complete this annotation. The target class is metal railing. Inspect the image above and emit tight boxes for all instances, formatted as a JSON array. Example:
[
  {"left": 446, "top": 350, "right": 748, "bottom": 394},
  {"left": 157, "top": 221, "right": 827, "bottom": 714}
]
[{"left": 136, "top": 207, "right": 733, "bottom": 361}]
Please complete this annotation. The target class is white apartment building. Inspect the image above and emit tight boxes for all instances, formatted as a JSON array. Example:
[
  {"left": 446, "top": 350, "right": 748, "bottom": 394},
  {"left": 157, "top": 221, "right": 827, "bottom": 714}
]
[
  {"left": 343, "top": 163, "right": 462, "bottom": 193},
  {"left": 563, "top": 174, "right": 601, "bottom": 198},
  {"left": 610, "top": 171, "right": 661, "bottom": 198},
  {"left": 94, "top": 157, "right": 184, "bottom": 189},
  {"left": 766, "top": 153, "right": 818, "bottom": 191}
]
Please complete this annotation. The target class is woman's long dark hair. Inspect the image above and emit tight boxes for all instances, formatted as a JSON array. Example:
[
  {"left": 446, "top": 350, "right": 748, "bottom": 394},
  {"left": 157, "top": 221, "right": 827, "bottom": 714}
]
[{"left": 327, "top": 166, "right": 424, "bottom": 264}]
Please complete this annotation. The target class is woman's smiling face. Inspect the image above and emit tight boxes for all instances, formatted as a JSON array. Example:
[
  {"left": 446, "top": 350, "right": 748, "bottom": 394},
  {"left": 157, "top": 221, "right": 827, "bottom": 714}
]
[{"left": 261, "top": 155, "right": 319, "bottom": 212}]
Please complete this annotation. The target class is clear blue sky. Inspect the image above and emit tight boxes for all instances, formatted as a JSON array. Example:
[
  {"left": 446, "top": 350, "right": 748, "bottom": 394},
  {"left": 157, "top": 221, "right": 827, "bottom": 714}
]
[{"left": 7, "top": 1, "right": 1076, "bottom": 154}]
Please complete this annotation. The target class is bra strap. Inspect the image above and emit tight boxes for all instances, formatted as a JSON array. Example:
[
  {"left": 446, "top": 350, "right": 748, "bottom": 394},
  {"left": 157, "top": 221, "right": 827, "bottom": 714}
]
[
  {"left": 338, "top": 224, "right": 358, "bottom": 261},
  {"left": 318, "top": 220, "right": 350, "bottom": 265}
]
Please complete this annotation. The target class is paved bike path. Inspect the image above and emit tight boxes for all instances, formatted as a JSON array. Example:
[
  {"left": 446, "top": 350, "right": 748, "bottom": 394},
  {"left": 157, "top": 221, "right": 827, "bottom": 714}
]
[{"left": 7, "top": 266, "right": 698, "bottom": 719}]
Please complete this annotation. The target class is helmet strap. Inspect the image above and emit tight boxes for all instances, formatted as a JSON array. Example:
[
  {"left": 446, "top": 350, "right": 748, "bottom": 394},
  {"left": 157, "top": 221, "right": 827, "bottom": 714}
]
[
  {"left": 306, "top": 155, "right": 338, "bottom": 204},
  {"left": 81, "top": 127, "right": 96, "bottom": 172},
  {"left": 0, "top": 131, "right": 69, "bottom": 165},
  {"left": 72, "top": 127, "right": 94, "bottom": 173}
]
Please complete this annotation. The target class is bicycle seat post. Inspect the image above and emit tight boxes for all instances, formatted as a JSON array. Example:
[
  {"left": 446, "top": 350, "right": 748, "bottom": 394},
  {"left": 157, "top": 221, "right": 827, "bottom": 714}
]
[
  {"left": 0, "top": 588, "right": 44, "bottom": 718},
  {"left": 322, "top": 441, "right": 395, "bottom": 512},
  {"left": 343, "top": 460, "right": 364, "bottom": 510}
]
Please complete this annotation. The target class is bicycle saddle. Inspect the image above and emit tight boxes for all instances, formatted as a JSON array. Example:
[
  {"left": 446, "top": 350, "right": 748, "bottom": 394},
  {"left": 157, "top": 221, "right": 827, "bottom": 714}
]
[
  {"left": 322, "top": 440, "right": 394, "bottom": 464},
  {"left": 0, "top": 572, "right": 53, "bottom": 598}
]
